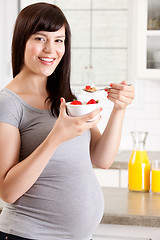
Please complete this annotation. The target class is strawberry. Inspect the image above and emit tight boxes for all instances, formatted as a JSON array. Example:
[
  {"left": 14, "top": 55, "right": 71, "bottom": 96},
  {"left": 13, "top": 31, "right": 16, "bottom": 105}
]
[
  {"left": 70, "top": 100, "right": 82, "bottom": 105},
  {"left": 85, "top": 85, "right": 91, "bottom": 90},
  {"left": 86, "top": 99, "right": 99, "bottom": 104}
]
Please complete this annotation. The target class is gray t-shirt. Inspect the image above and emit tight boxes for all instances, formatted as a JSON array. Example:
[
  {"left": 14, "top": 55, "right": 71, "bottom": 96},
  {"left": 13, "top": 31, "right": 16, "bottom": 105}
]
[{"left": 0, "top": 88, "right": 104, "bottom": 240}]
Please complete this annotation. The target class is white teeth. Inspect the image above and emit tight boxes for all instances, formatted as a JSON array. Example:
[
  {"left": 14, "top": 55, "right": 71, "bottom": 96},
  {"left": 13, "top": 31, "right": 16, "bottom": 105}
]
[{"left": 40, "top": 57, "right": 54, "bottom": 62}]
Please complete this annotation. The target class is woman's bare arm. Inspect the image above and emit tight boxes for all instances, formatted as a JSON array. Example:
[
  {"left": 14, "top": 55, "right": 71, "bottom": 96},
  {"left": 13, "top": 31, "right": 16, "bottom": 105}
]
[{"left": 90, "top": 82, "right": 135, "bottom": 169}]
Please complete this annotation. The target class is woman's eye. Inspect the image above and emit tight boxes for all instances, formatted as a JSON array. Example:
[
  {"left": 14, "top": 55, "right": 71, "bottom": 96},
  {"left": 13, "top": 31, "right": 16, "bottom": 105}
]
[
  {"left": 55, "top": 39, "right": 64, "bottom": 43},
  {"left": 35, "top": 37, "right": 45, "bottom": 42}
]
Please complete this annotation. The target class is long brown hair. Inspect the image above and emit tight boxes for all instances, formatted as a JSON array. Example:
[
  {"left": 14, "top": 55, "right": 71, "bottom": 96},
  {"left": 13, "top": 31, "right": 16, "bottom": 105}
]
[{"left": 12, "top": 2, "right": 76, "bottom": 117}]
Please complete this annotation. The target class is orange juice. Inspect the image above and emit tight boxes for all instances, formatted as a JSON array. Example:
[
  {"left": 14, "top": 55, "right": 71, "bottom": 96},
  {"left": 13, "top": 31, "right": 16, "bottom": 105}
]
[
  {"left": 152, "top": 169, "right": 160, "bottom": 193},
  {"left": 128, "top": 150, "right": 150, "bottom": 192}
]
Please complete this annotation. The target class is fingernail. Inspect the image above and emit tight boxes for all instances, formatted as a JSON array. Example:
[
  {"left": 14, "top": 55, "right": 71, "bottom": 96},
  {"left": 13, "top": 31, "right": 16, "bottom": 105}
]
[
  {"left": 105, "top": 88, "right": 108, "bottom": 92},
  {"left": 60, "top": 98, "right": 63, "bottom": 103},
  {"left": 109, "top": 83, "right": 113, "bottom": 87},
  {"left": 107, "top": 95, "right": 109, "bottom": 98},
  {"left": 100, "top": 107, "right": 102, "bottom": 111}
]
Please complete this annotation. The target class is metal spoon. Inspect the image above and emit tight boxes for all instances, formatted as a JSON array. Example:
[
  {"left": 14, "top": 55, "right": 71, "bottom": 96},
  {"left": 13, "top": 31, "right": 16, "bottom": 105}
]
[
  {"left": 83, "top": 84, "right": 132, "bottom": 93},
  {"left": 83, "top": 85, "right": 111, "bottom": 93}
]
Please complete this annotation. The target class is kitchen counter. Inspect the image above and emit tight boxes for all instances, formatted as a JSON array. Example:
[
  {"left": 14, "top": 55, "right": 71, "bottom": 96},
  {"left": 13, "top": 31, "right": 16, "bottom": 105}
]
[
  {"left": 111, "top": 150, "right": 160, "bottom": 169},
  {"left": 1, "top": 187, "right": 160, "bottom": 229},
  {"left": 101, "top": 187, "right": 160, "bottom": 227}
]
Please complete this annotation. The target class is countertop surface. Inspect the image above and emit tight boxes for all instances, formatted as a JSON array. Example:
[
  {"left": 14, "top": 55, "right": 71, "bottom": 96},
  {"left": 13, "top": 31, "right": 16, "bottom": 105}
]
[
  {"left": 101, "top": 187, "right": 160, "bottom": 227},
  {"left": 1, "top": 187, "right": 160, "bottom": 228},
  {"left": 111, "top": 150, "right": 160, "bottom": 169}
]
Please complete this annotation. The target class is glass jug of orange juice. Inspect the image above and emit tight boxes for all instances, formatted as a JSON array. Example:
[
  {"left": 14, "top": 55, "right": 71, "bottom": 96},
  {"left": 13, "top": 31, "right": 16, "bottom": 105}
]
[{"left": 128, "top": 131, "right": 150, "bottom": 192}]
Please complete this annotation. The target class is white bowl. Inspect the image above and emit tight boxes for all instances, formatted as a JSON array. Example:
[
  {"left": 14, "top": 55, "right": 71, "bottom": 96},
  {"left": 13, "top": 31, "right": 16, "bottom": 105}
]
[{"left": 66, "top": 101, "right": 101, "bottom": 117}]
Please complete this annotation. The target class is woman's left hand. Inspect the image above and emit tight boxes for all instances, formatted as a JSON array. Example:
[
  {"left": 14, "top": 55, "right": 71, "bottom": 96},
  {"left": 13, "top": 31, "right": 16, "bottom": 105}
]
[{"left": 106, "top": 80, "right": 135, "bottom": 109}]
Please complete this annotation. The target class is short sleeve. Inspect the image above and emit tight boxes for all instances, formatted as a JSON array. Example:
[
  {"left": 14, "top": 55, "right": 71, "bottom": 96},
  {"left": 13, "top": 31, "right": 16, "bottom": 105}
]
[{"left": 0, "top": 91, "right": 22, "bottom": 129}]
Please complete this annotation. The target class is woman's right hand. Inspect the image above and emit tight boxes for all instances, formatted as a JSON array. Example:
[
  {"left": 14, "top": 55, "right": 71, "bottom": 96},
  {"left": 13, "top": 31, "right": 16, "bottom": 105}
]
[{"left": 51, "top": 97, "right": 102, "bottom": 144}]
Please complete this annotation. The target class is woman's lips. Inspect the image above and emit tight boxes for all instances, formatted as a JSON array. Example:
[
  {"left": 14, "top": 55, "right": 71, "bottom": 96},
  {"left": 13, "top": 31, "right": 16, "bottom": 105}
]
[{"left": 39, "top": 57, "right": 55, "bottom": 65}]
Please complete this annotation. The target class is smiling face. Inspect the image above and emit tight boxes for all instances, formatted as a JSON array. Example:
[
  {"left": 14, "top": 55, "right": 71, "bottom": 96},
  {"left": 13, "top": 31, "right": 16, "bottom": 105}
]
[{"left": 23, "top": 26, "right": 65, "bottom": 77}]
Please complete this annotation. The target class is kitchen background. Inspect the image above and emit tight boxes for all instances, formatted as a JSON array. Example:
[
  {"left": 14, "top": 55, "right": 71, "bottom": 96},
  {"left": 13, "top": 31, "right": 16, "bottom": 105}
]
[
  {"left": 1, "top": 1, "right": 160, "bottom": 238},
  {"left": 0, "top": 0, "right": 160, "bottom": 152}
]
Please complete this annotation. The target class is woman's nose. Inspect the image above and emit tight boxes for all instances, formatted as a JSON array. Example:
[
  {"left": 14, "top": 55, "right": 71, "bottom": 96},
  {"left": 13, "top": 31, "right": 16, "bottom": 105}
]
[{"left": 44, "top": 41, "right": 55, "bottom": 53}]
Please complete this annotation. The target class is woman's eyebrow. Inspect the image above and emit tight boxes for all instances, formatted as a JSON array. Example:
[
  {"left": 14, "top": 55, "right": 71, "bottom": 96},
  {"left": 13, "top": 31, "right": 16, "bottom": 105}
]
[
  {"left": 55, "top": 36, "right": 65, "bottom": 38},
  {"left": 34, "top": 32, "right": 65, "bottom": 38},
  {"left": 34, "top": 32, "right": 47, "bottom": 36}
]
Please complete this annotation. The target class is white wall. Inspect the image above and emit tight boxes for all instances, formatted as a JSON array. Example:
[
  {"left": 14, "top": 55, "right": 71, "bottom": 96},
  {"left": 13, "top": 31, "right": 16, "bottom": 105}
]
[
  {"left": 96, "top": 0, "right": 160, "bottom": 152},
  {"left": 0, "top": 0, "right": 18, "bottom": 89},
  {"left": 96, "top": 79, "right": 160, "bottom": 152},
  {"left": 76, "top": 0, "right": 160, "bottom": 152}
]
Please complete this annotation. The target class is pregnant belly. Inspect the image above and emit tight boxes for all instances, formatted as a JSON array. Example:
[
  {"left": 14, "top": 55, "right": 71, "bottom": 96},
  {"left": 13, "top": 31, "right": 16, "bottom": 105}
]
[{"left": 16, "top": 172, "right": 104, "bottom": 238}]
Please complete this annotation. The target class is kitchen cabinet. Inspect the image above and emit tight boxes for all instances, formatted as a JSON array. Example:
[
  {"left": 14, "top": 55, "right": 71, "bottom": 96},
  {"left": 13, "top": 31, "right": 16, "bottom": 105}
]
[
  {"left": 120, "top": 169, "right": 128, "bottom": 188},
  {"left": 94, "top": 168, "right": 129, "bottom": 188},
  {"left": 136, "top": 0, "right": 160, "bottom": 79},
  {"left": 94, "top": 169, "right": 120, "bottom": 187}
]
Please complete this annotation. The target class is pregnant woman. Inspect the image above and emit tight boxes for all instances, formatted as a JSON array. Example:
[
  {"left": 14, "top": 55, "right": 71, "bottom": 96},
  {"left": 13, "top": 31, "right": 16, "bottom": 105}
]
[{"left": 0, "top": 3, "right": 135, "bottom": 240}]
